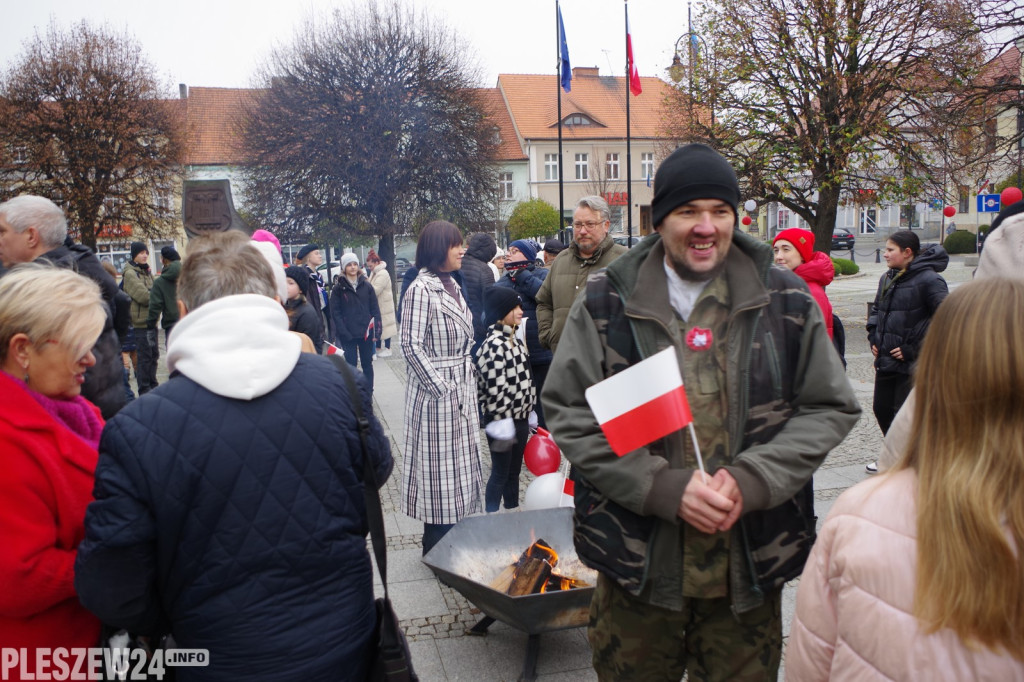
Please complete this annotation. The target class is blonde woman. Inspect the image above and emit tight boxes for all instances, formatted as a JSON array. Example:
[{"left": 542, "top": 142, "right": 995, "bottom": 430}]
[
  {"left": 787, "top": 278, "right": 1024, "bottom": 680},
  {"left": 0, "top": 265, "right": 107, "bottom": 672}
]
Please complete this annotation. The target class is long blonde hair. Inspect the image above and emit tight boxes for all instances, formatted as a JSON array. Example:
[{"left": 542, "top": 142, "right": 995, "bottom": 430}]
[{"left": 898, "top": 278, "right": 1024, "bottom": 657}]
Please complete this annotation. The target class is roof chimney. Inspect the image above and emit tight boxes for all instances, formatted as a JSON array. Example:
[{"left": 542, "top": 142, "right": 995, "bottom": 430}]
[
  {"left": 572, "top": 67, "right": 600, "bottom": 78},
  {"left": 179, "top": 83, "right": 188, "bottom": 100}
]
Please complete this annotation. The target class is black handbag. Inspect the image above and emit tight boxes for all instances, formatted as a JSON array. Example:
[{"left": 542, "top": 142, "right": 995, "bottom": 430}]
[{"left": 329, "top": 355, "right": 418, "bottom": 682}]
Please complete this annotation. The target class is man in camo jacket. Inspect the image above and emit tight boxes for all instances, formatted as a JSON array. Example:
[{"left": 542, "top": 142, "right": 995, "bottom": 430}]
[{"left": 543, "top": 143, "right": 859, "bottom": 681}]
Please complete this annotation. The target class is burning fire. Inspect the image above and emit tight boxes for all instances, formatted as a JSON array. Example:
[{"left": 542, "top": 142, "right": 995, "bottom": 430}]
[{"left": 492, "top": 539, "right": 590, "bottom": 596}]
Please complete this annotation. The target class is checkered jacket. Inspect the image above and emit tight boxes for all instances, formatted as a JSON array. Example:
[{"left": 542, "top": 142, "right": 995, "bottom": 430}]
[{"left": 474, "top": 323, "right": 536, "bottom": 421}]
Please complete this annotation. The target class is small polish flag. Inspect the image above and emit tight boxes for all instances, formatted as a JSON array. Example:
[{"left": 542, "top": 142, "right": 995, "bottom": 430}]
[
  {"left": 325, "top": 341, "right": 341, "bottom": 356},
  {"left": 585, "top": 347, "right": 693, "bottom": 456}
]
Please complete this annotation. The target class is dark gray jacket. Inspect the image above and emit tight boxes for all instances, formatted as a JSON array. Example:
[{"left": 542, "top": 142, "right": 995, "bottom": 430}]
[
  {"left": 867, "top": 245, "right": 948, "bottom": 375},
  {"left": 461, "top": 233, "right": 497, "bottom": 342}
]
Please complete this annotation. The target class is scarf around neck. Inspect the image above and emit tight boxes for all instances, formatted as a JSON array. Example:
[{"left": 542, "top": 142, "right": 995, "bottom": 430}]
[{"left": 22, "top": 380, "right": 104, "bottom": 449}]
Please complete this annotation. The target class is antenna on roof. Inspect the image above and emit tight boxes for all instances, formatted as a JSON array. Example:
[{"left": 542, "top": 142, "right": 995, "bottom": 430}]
[{"left": 602, "top": 49, "right": 613, "bottom": 75}]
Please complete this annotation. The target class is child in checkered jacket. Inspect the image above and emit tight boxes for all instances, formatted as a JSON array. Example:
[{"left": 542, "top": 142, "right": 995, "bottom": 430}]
[{"left": 475, "top": 287, "right": 537, "bottom": 512}]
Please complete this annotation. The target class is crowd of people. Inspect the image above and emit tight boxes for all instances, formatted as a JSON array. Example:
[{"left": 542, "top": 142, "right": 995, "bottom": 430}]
[{"left": 1, "top": 144, "right": 1022, "bottom": 681}]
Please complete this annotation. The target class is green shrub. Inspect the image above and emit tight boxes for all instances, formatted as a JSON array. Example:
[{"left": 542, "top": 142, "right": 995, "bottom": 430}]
[
  {"left": 943, "top": 229, "right": 977, "bottom": 254},
  {"left": 831, "top": 257, "right": 859, "bottom": 275}
]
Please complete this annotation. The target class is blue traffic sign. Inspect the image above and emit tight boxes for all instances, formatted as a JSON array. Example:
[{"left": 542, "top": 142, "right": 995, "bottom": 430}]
[{"left": 977, "top": 194, "right": 1001, "bottom": 212}]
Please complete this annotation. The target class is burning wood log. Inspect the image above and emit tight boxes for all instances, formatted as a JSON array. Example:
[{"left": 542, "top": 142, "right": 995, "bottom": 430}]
[
  {"left": 489, "top": 538, "right": 589, "bottom": 596},
  {"left": 507, "top": 557, "right": 553, "bottom": 596}
]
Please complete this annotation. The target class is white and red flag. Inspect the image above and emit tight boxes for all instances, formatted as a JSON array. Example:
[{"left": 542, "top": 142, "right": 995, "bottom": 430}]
[
  {"left": 325, "top": 341, "right": 342, "bottom": 356},
  {"left": 585, "top": 347, "right": 692, "bottom": 455},
  {"left": 586, "top": 347, "right": 708, "bottom": 480},
  {"left": 626, "top": 15, "right": 642, "bottom": 96}
]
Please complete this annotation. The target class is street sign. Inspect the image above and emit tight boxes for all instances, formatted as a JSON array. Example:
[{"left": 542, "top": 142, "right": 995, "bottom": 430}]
[{"left": 977, "top": 194, "right": 1001, "bottom": 213}]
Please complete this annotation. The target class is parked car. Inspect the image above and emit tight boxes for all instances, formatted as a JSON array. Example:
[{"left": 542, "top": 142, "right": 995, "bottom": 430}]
[
  {"left": 611, "top": 233, "right": 643, "bottom": 248},
  {"left": 832, "top": 227, "right": 856, "bottom": 251}
]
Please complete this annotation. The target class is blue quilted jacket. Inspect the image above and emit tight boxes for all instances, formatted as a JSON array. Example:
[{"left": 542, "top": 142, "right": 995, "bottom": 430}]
[{"left": 75, "top": 353, "right": 393, "bottom": 681}]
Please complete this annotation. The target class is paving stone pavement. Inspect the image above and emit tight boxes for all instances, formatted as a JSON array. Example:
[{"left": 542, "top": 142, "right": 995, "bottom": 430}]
[{"left": 141, "top": 254, "right": 975, "bottom": 681}]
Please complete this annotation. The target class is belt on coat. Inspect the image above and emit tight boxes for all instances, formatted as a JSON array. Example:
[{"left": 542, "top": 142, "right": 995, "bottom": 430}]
[{"left": 428, "top": 353, "right": 476, "bottom": 420}]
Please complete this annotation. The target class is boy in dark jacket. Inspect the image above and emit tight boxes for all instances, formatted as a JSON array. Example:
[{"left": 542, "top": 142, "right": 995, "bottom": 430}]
[
  {"left": 146, "top": 246, "right": 181, "bottom": 344},
  {"left": 475, "top": 287, "right": 536, "bottom": 512},
  {"left": 330, "top": 252, "right": 382, "bottom": 389},
  {"left": 461, "top": 232, "right": 497, "bottom": 346}
]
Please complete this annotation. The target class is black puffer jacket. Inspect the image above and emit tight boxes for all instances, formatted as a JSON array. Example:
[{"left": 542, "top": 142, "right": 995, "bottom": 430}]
[
  {"left": 286, "top": 298, "right": 324, "bottom": 354},
  {"left": 495, "top": 263, "right": 552, "bottom": 365},
  {"left": 867, "top": 244, "right": 949, "bottom": 375},
  {"left": 75, "top": 355, "right": 393, "bottom": 681},
  {"left": 330, "top": 275, "right": 382, "bottom": 344},
  {"left": 462, "top": 233, "right": 497, "bottom": 342},
  {"left": 38, "top": 244, "right": 127, "bottom": 418}
]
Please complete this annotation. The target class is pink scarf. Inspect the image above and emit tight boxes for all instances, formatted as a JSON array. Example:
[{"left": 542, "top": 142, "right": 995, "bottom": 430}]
[{"left": 23, "top": 383, "right": 104, "bottom": 449}]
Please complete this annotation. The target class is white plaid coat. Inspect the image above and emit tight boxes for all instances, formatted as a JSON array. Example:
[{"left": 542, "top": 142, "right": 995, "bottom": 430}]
[{"left": 399, "top": 271, "right": 483, "bottom": 524}]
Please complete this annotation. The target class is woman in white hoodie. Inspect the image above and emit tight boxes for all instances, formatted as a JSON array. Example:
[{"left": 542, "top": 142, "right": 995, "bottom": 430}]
[{"left": 787, "top": 278, "right": 1024, "bottom": 681}]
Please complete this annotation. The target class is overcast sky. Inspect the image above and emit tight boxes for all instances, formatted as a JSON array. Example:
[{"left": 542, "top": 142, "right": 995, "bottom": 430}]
[{"left": 0, "top": 0, "right": 692, "bottom": 91}]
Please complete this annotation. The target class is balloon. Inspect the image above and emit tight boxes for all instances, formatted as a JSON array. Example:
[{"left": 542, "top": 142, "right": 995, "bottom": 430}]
[
  {"left": 942, "top": 206, "right": 956, "bottom": 218},
  {"left": 1001, "top": 187, "right": 1023, "bottom": 208},
  {"left": 743, "top": 199, "right": 758, "bottom": 212},
  {"left": 741, "top": 216, "right": 752, "bottom": 226},
  {"left": 523, "top": 428, "right": 561, "bottom": 475},
  {"left": 524, "top": 473, "right": 565, "bottom": 510}
]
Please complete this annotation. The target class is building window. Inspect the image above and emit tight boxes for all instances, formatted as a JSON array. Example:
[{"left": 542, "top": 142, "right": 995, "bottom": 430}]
[
  {"left": 12, "top": 146, "right": 29, "bottom": 164},
  {"left": 499, "top": 172, "right": 513, "bottom": 200},
  {"left": 564, "top": 114, "right": 594, "bottom": 126},
  {"left": 575, "top": 153, "right": 589, "bottom": 180},
  {"left": 606, "top": 153, "right": 620, "bottom": 180},
  {"left": 641, "top": 152, "right": 654, "bottom": 180},
  {"left": 958, "top": 186, "right": 969, "bottom": 213},
  {"left": 544, "top": 154, "right": 559, "bottom": 181}
]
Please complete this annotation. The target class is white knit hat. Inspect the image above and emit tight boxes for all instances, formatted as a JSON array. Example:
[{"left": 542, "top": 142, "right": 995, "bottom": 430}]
[{"left": 341, "top": 252, "right": 359, "bottom": 269}]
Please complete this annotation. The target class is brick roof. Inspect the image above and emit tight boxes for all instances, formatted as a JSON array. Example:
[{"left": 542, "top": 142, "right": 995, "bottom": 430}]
[
  {"left": 475, "top": 87, "right": 526, "bottom": 161},
  {"left": 183, "top": 86, "right": 259, "bottom": 166},
  {"left": 497, "top": 71, "right": 673, "bottom": 141}
]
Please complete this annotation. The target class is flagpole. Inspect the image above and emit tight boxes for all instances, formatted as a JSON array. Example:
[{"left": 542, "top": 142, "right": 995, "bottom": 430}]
[
  {"left": 688, "top": 423, "right": 708, "bottom": 484},
  {"left": 625, "top": 0, "right": 634, "bottom": 247},
  {"left": 557, "top": 0, "right": 566, "bottom": 239}
]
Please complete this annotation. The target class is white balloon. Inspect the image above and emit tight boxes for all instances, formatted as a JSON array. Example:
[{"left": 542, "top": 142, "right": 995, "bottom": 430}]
[
  {"left": 524, "top": 473, "right": 565, "bottom": 510},
  {"left": 744, "top": 199, "right": 758, "bottom": 212}
]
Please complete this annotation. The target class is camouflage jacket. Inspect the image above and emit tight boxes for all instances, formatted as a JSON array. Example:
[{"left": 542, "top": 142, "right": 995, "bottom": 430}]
[{"left": 543, "top": 232, "right": 859, "bottom": 614}]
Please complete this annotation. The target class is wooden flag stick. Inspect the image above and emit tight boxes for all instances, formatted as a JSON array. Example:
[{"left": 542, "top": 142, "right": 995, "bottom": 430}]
[{"left": 688, "top": 423, "right": 707, "bottom": 484}]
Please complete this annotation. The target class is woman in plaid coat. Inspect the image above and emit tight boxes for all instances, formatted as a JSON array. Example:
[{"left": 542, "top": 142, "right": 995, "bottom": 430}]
[{"left": 400, "top": 221, "right": 483, "bottom": 555}]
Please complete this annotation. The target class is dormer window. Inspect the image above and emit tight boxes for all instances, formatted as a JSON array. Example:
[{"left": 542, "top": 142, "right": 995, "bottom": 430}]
[{"left": 564, "top": 114, "right": 594, "bottom": 126}]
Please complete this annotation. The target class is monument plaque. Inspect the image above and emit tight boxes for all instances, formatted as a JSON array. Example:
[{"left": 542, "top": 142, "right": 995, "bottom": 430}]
[{"left": 182, "top": 179, "right": 251, "bottom": 239}]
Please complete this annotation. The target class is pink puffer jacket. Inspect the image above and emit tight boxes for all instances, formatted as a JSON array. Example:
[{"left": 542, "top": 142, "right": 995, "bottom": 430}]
[{"left": 787, "top": 469, "right": 1024, "bottom": 681}]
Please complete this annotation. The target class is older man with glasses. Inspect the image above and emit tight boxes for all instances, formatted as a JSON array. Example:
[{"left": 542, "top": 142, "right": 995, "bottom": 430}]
[{"left": 536, "top": 195, "right": 627, "bottom": 352}]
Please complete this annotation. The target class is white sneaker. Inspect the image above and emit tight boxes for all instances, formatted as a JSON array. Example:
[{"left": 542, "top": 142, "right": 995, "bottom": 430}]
[{"left": 378, "top": 349, "right": 392, "bottom": 358}]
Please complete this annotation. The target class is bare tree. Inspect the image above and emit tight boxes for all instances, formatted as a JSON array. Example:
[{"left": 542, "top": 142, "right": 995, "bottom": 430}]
[
  {"left": 240, "top": 1, "right": 498, "bottom": 268},
  {"left": 667, "top": 0, "right": 986, "bottom": 253},
  {"left": 0, "top": 21, "right": 186, "bottom": 250}
]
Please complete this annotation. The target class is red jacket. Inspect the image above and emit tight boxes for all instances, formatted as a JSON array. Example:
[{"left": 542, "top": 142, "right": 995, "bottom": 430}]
[
  {"left": 0, "top": 371, "right": 102, "bottom": 673},
  {"left": 793, "top": 251, "right": 835, "bottom": 339}
]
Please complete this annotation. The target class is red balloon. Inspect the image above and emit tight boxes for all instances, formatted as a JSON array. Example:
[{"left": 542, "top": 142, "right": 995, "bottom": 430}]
[
  {"left": 942, "top": 206, "right": 956, "bottom": 218},
  {"left": 524, "top": 428, "right": 561, "bottom": 475},
  {"left": 741, "top": 216, "right": 752, "bottom": 226},
  {"left": 1001, "top": 187, "right": 1023, "bottom": 208}
]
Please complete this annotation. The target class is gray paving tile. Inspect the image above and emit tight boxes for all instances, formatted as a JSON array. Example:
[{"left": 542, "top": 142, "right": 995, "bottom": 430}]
[
  {"left": 387, "top": 547, "right": 436, "bottom": 583},
  {"left": 388, "top": 578, "right": 449, "bottom": 620},
  {"left": 407, "top": 640, "right": 444, "bottom": 681}
]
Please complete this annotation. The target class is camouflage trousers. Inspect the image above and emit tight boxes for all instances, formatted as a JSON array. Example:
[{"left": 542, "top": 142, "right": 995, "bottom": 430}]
[{"left": 588, "top": 574, "right": 782, "bottom": 681}]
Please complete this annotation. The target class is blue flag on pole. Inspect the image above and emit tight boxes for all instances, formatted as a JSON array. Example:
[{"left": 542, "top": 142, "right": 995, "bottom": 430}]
[{"left": 558, "top": 3, "right": 572, "bottom": 93}]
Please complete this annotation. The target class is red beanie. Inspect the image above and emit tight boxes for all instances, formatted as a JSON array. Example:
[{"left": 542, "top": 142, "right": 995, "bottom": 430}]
[{"left": 773, "top": 228, "right": 815, "bottom": 263}]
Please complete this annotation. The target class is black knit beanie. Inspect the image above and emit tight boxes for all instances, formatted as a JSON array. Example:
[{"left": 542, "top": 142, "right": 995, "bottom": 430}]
[
  {"left": 652, "top": 143, "right": 740, "bottom": 228},
  {"left": 284, "top": 265, "right": 310, "bottom": 296},
  {"left": 484, "top": 287, "right": 521, "bottom": 326},
  {"left": 130, "top": 241, "right": 148, "bottom": 261}
]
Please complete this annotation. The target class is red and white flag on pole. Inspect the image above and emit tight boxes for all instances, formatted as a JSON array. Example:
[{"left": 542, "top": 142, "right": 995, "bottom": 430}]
[
  {"left": 325, "top": 341, "right": 342, "bottom": 356},
  {"left": 626, "top": 15, "right": 642, "bottom": 96},
  {"left": 585, "top": 347, "right": 691, "bottom": 455}
]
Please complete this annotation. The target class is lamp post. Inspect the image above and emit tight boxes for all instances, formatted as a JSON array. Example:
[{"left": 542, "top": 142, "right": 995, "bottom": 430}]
[{"left": 670, "top": 3, "right": 714, "bottom": 128}]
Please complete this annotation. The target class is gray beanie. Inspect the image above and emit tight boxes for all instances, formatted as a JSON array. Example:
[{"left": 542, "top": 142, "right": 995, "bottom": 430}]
[{"left": 652, "top": 143, "right": 740, "bottom": 228}]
